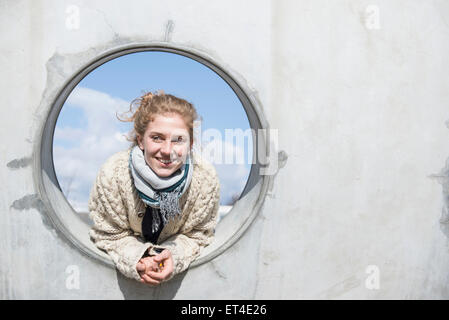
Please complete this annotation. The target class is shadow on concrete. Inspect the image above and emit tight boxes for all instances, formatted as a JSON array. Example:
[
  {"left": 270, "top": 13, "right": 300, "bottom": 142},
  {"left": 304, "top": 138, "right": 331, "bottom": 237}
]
[{"left": 116, "top": 269, "right": 186, "bottom": 300}]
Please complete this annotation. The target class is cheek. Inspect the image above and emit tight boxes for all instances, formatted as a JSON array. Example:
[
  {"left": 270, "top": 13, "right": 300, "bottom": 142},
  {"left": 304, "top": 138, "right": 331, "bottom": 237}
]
[
  {"left": 143, "top": 141, "right": 159, "bottom": 156},
  {"left": 173, "top": 144, "right": 189, "bottom": 156}
]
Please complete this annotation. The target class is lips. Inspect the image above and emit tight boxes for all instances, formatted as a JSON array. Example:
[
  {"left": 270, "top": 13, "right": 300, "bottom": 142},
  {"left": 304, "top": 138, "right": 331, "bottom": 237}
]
[{"left": 157, "top": 158, "right": 173, "bottom": 166}]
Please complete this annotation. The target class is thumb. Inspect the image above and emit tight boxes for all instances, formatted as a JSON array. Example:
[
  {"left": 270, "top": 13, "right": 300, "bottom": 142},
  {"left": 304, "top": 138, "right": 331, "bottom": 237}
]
[
  {"left": 136, "top": 261, "right": 145, "bottom": 271},
  {"left": 154, "top": 250, "right": 169, "bottom": 262},
  {"left": 153, "top": 255, "right": 163, "bottom": 263}
]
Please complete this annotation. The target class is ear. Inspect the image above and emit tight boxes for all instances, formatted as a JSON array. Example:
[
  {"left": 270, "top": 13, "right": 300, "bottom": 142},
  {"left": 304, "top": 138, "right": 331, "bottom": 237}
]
[{"left": 137, "top": 135, "right": 144, "bottom": 150}]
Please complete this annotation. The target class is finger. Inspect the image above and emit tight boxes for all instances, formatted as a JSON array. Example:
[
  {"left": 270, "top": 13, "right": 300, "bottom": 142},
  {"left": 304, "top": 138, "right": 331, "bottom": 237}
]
[
  {"left": 153, "top": 255, "right": 163, "bottom": 263},
  {"left": 141, "top": 258, "right": 159, "bottom": 271},
  {"left": 159, "top": 255, "right": 173, "bottom": 271},
  {"left": 147, "top": 269, "right": 171, "bottom": 281},
  {"left": 154, "top": 250, "right": 170, "bottom": 262},
  {"left": 165, "top": 255, "right": 174, "bottom": 269},
  {"left": 142, "top": 261, "right": 155, "bottom": 271},
  {"left": 136, "top": 262, "right": 146, "bottom": 272},
  {"left": 146, "top": 260, "right": 160, "bottom": 272},
  {"left": 154, "top": 260, "right": 164, "bottom": 270},
  {"left": 142, "top": 274, "right": 160, "bottom": 286}
]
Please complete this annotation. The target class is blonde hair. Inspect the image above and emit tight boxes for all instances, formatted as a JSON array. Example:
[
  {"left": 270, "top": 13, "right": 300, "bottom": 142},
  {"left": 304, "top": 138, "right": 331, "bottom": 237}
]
[{"left": 117, "top": 90, "right": 199, "bottom": 147}]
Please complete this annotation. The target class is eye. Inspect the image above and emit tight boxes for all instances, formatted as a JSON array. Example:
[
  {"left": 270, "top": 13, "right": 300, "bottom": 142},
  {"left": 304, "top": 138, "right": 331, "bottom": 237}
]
[
  {"left": 174, "top": 136, "right": 185, "bottom": 144},
  {"left": 151, "top": 135, "right": 162, "bottom": 142}
]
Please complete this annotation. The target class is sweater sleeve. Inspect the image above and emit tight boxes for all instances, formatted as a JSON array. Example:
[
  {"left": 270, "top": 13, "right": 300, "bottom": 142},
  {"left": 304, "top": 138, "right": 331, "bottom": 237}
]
[
  {"left": 88, "top": 163, "right": 153, "bottom": 282},
  {"left": 155, "top": 166, "right": 220, "bottom": 278}
]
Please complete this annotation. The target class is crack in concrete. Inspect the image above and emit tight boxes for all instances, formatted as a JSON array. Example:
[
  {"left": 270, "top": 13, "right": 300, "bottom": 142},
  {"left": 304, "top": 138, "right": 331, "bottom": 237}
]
[
  {"left": 10, "top": 194, "right": 54, "bottom": 230},
  {"left": 278, "top": 150, "right": 288, "bottom": 169},
  {"left": 265, "top": 150, "right": 288, "bottom": 198},
  {"left": 9, "top": 194, "right": 78, "bottom": 254},
  {"left": 210, "top": 261, "right": 227, "bottom": 280},
  {"left": 164, "top": 20, "right": 175, "bottom": 42},
  {"left": 429, "top": 161, "right": 449, "bottom": 239},
  {"left": 94, "top": 8, "right": 120, "bottom": 41},
  {"left": 318, "top": 275, "right": 361, "bottom": 299}
]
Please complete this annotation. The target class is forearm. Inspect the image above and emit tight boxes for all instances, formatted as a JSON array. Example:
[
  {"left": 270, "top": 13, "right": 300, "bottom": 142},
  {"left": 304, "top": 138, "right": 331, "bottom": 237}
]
[
  {"left": 90, "top": 229, "right": 154, "bottom": 281},
  {"left": 157, "top": 230, "right": 215, "bottom": 277}
]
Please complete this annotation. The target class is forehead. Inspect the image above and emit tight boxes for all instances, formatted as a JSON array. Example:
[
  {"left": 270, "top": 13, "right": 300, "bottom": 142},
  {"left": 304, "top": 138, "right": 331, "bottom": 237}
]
[{"left": 146, "top": 113, "right": 189, "bottom": 134}]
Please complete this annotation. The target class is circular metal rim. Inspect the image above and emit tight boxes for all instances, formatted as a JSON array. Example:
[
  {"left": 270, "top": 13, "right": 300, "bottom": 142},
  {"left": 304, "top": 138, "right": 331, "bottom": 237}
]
[{"left": 33, "top": 41, "right": 273, "bottom": 270}]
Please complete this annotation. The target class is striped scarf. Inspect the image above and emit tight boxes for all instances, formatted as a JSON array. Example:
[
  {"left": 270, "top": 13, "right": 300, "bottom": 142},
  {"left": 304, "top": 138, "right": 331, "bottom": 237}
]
[{"left": 128, "top": 146, "right": 193, "bottom": 233}]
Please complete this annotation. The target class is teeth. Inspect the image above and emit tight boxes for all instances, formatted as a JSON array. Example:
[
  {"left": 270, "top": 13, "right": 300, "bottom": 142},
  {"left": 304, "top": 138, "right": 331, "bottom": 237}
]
[{"left": 158, "top": 158, "right": 172, "bottom": 164}]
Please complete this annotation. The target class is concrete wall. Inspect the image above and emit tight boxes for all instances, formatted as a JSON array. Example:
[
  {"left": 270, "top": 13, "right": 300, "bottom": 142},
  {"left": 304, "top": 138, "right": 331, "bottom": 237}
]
[{"left": 2, "top": 0, "right": 449, "bottom": 299}]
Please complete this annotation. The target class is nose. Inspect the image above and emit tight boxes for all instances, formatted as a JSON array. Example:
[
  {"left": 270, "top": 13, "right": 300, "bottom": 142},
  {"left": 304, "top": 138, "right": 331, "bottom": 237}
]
[{"left": 160, "top": 140, "right": 173, "bottom": 157}]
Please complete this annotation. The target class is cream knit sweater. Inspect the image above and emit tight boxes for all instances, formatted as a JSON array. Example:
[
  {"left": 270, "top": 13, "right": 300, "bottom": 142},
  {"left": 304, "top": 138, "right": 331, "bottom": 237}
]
[{"left": 88, "top": 147, "right": 220, "bottom": 282}]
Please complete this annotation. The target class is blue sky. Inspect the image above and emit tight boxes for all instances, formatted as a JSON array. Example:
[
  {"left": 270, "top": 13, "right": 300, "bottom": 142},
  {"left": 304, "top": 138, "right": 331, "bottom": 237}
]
[
  {"left": 54, "top": 51, "right": 253, "bottom": 212},
  {"left": 57, "top": 51, "right": 251, "bottom": 133}
]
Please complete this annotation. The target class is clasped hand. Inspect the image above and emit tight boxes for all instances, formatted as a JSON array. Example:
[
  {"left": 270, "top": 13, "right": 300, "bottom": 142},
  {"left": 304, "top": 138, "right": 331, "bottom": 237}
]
[{"left": 136, "top": 249, "right": 174, "bottom": 286}]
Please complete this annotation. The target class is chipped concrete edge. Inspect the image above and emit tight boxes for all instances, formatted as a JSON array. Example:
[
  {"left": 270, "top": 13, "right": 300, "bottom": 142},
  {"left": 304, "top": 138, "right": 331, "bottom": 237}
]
[{"left": 30, "top": 35, "right": 283, "bottom": 272}]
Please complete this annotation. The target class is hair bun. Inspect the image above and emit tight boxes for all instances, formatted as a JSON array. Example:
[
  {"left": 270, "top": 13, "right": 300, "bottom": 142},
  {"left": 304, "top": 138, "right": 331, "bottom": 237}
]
[
  {"left": 142, "top": 92, "right": 154, "bottom": 104},
  {"left": 141, "top": 90, "right": 166, "bottom": 105}
]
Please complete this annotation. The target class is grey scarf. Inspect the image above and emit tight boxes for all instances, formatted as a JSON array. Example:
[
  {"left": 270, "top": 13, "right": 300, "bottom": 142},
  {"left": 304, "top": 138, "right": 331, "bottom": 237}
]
[{"left": 128, "top": 146, "right": 193, "bottom": 233}]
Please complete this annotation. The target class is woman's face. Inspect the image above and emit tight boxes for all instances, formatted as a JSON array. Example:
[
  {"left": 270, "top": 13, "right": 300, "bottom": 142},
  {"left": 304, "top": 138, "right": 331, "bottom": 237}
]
[{"left": 137, "top": 113, "right": 192, "bottom": 177}]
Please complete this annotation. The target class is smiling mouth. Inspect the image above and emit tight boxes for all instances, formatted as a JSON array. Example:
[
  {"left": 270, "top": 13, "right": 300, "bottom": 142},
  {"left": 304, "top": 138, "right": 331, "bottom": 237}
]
[{"left": 157, "top": 158, "right": 173, "bottom": 165}]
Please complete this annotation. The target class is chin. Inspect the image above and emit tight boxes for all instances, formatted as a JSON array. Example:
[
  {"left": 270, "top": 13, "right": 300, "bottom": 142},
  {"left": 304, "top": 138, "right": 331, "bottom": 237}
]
[
  {"left": 154, "top": 169, "right": 175, "bottom": 177},
  {"left": 151, "top": 161, "right": 183, "bottom": 177}
]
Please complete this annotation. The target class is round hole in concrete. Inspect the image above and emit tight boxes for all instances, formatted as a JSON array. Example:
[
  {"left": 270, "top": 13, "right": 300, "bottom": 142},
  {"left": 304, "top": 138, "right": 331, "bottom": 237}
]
[
  {"left": 54, "top": 51, "right": 252, "bottom": 225},
  {"left": 34, "top": 43, "right": 272, "bottom": 269}
]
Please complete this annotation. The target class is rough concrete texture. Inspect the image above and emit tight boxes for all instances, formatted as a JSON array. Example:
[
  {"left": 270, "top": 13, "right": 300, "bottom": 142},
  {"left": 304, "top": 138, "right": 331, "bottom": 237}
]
[{"left": 1, "top": 0, "right": 449, "bottom": 299}]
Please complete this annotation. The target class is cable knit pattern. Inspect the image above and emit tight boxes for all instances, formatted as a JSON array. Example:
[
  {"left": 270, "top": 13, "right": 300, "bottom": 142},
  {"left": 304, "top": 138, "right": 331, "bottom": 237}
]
[{"left": 88, "top": 147, "right": 220, "bottom": 282}]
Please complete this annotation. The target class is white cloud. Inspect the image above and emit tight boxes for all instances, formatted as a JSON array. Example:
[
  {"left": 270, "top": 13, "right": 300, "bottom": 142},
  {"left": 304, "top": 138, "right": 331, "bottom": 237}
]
[
  {"left": 54, "top": 87, "right": 132, "bottom": 212},
  {"left": 200, "top": 138, "right": 251, "bottom": 205},
  {"left": 54, "top": 127, "right": 86, "bottom": 142}
]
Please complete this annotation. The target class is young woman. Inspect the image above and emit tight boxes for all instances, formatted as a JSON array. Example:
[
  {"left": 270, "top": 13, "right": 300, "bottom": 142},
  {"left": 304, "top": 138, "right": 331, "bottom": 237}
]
[{"left": 88, "top": 91, "right": 220, "bottom": 286}]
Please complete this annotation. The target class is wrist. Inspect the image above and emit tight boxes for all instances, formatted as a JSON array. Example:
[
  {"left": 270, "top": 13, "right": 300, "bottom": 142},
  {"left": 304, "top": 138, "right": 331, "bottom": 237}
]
[{"left": 141, "top": 246, "right": 165, "bottom": 259}]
